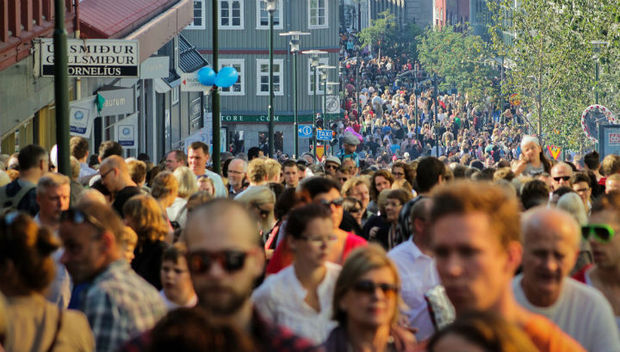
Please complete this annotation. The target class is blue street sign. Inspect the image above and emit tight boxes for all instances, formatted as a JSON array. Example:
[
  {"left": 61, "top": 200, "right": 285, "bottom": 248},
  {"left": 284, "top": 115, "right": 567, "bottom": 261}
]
[
  {"left": 298, "top": 124, "right": 313, "bottom": 138},
  {"left": 317, "top": 129, "right": 333, "bottom": 141}
]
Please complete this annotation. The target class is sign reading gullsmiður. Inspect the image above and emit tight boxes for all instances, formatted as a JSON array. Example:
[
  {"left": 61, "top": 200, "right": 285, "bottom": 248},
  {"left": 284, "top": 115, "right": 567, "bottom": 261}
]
[{"left": 39, "top": 38, "right": 139, "bottom": 77}]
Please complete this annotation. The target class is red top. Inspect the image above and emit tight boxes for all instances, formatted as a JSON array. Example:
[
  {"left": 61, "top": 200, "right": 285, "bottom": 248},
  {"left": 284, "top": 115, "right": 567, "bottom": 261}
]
[
  {"left": 572, "top": 263, "right": 593, "bottom": 284},
  {"left": 266, "top": 232, "right": 367, "bottom": 275}
]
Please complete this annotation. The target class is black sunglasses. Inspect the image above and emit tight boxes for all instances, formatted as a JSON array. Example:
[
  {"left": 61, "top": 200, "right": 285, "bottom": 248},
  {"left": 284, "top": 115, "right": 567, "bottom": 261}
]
[
  {"left": 553, "top": 176, "right": 571, "bottom": 182},
  {"left": 186, "top": 250, "right": 250, "bottom": 274},
  {"left": 353, "top": 280, "right": 399, "bottom": 295},
  {"left": 319, "top": 198, "right": 344, "bottom": 207},
  {"left": 325, "top": 164, "right": 339, "bottom": 170},
  {"left": 60, "top": 209, "right": 105, "bottom": 232}
]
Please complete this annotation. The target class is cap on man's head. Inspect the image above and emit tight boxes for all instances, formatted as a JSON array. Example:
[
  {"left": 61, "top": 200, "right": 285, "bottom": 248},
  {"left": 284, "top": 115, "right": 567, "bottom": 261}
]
[
  {"left": 343, "top": 133, "right": 360, "bottom": 146},
  {"left": 325, "top": 156, "right": 341, "bottom": 166}
]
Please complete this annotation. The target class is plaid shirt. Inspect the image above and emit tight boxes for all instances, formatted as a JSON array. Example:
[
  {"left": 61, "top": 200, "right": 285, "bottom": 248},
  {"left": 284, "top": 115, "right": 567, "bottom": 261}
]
[
  {"left": 120, "top": 308, "right": 322, "bottom": 352},
  {"left": 79, "top": 259, "right": 166, "bottom": 352}
]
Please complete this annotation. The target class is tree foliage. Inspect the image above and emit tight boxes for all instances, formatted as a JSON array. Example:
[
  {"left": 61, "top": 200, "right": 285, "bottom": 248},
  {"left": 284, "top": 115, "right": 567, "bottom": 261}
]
[
  {"left": 417, "top": 26, "right": 498, "bottom": 107},
  {"left": 358, "top": 10, "right": 422, "bottom": 60},
  {"left": 489, "top": 0, "right": 619, "bottom": 149}
]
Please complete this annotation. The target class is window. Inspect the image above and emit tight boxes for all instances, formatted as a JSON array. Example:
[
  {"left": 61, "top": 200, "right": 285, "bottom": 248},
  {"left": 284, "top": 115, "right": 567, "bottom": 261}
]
[
  {"left": 219, "top": 59, "right": 245, "bottom": 95},
  {"left": 307, "top": 57, "right": 328, "bottom": 95},
  {"left": 256, "top": 0, "right": 283, "bottom": 29},
  {"left": 256, "top": 59, "right": 284, "bottom": 96},
  {"left": 308, "top": 0, "right": 328, "bottom": 28},
  {"left": 220, "top": 0, "right": 244, "bottom": 29},
  {"left": 187, "top": 0, "right": 206, "bottom": 29}
]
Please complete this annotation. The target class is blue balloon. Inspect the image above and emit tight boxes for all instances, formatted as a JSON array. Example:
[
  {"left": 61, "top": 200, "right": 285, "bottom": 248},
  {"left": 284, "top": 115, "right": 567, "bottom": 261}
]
[
  {"left": 215, "top": 66, "right": 239, "bottom": 88},
  {"left": 197, "top": 66, "right": 216, "bottom": 86}
]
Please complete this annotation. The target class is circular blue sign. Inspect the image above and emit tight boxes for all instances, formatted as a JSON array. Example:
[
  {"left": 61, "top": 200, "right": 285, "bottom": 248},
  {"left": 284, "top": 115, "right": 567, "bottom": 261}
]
[
  {"left": 74, "top": 111, "right": 84, "bottom": 120},
  {"left": 122, "top": 127, "right": 131, "bottom": 135}
]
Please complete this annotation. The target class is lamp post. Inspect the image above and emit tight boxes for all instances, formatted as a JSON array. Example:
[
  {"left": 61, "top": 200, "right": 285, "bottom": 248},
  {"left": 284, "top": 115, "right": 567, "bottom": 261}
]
[
  {"left": 433, "top": 73, "right": 439, "bottom": 157},
  {"left": 211, "top": 0, "right": 221, "bottom": 173},
  {"left": 266, "top": 0, "right": 277, "bottom": 157},
  {"left": 53, "top": 0, "right": 70, "bottom": 176},
  {"left": 590, "top": 40, "right": 609, "bottom": 105},
  {"left": 326, "top": 81, "right": 339, "bottom": 156},
  {"left": 302, "top": 50, "right": 327, "bottom": 161},
  {"left": 318, "top": 65, "right": 336, "bottom": 157},
  {"left": 280, "top": 31, "right": 310, "bottom": 158}
]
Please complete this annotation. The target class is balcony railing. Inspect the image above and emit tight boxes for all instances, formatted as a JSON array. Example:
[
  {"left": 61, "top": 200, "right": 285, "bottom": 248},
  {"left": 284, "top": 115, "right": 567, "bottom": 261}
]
[{"left": 0, "top": 0, "right": 75, "bottom": 71}]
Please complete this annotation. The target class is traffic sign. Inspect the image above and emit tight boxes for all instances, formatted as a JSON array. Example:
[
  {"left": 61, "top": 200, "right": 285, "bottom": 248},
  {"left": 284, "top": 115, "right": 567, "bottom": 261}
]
[
  {"left": 317, "top": 129, "right": 333, "bottom": 141},
  {"left": 298, "top": 124, "right": 313, "bottom": 138}
]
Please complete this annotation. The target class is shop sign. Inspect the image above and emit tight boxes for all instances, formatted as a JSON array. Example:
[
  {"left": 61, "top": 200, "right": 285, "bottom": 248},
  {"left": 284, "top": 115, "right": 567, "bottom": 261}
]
[{"left": 39, "top": 38, "right": 139, "bottom": 77}]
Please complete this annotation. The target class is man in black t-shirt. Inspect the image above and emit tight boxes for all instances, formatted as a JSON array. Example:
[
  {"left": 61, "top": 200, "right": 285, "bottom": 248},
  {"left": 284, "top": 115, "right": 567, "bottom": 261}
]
[{"left": 99, "top": 155, "right": 141, "bottom": 217}]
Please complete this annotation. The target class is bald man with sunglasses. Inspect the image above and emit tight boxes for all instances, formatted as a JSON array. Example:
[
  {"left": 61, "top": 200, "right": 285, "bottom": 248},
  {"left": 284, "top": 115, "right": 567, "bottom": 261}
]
[
  {"left": 182, "top": 199, "right": 319, "bottom": 351},
  {"left": 575, "top": 192, "right": 620, "bottom": 333}
]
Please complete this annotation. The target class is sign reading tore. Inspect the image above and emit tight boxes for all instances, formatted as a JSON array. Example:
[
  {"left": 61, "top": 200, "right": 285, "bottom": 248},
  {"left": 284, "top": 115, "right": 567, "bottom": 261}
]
[{"left": 39, "top": 38, "right": 139, "bottom": 77}]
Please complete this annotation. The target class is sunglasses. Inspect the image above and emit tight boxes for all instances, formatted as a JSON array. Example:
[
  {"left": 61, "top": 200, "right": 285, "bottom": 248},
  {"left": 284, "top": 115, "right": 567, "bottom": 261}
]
[
  {"left": 582, "top": 224, "right": 616, "bottom": 243},
  {"left": 392, "top": 171, "right": 405, "bottom": 177},
  {"left": 186, "top": 249, "right": 251, "bottom": 274},
  {"left": 353, "top": 280, "right": 399, "bottom": 295},
  {"left": 100, "top": 168, "right": 114, "bottom": 179},
  {"left": 347, "top": 207, "right": 363, "bottom": 214},
  {"left": 319, "top": 198, "right": 344, "bottom": 207},
  {"left": 553, "top": 176, "right": 571, "bottom": 182},
  {"left": 60, "top": 209, "right": 105, "bottom": 232}
]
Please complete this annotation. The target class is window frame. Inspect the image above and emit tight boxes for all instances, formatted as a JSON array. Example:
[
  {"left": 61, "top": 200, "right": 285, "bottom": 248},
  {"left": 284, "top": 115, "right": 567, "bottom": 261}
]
[
  {"left": 256, "top": 0, "right": 283, "bottom": 30},
  {"left": 186, "top": 0, "right": 206, "bottom": 30},
  {"left": 256, "top": 58, "right": 284, "bottom": 96},
  {"left": 308, "top": 0, "right": 328, "bottom": 29},
  {"left": 307, "top": 57, "right": 328, "bottom": 95},
  {"left": 219, "top": 0, "right": 245, "bottom": 30},
  {"left": 219, "top": 59, "right": 245, "bottom": 96}
]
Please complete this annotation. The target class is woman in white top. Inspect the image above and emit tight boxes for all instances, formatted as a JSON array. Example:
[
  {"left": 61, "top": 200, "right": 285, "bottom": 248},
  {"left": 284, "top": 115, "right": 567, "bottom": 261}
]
[{"left": 252, "top": 203, "right": 341, "bottom": 344}]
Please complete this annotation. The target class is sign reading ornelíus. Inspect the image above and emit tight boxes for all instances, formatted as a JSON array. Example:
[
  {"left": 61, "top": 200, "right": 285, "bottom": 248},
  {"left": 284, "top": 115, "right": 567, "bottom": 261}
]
[{"left": 39, "top": 38, "right": 139, "bottom": 77}]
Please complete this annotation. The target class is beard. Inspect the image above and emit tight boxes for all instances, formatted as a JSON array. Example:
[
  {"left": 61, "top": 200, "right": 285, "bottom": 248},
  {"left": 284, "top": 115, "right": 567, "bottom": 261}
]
[{"left": 197, "top": 284, "right": 252, "bottom": 316}]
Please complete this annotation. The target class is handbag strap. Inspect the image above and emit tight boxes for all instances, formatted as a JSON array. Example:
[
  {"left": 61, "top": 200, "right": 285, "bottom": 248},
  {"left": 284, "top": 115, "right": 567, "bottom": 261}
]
[{"left": 45, "top": 308, "right": 63, "bottom": 352}]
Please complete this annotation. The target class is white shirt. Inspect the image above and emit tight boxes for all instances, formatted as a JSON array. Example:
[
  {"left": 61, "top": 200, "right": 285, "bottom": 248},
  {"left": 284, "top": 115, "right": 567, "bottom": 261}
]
[
  {"left": 252, "top": 262, "right": 341, "bottom": 344},
  {"left": 158, "top": 290, "right": 197, "bottom": 311},
  {"left": 388, "top": 239, "right": 440, "bottom": 341},
  {"left": 513, "top": 274, "right": 620, "bottom": 352},
  {"left": 583, "top": 267, "right": 620, "bottom": 332}
]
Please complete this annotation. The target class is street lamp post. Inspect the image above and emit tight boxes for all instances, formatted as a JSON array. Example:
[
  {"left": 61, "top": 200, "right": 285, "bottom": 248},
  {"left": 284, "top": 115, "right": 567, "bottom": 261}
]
[
  {"left": 266, "top": 0, "right": 277, "bottom": 158},
  {"left": 433, "top": 74, "right": 439, "bottom": 157},
  {"left": 590, "top": 40, "right": 609, "bottom": 105},
  {"left": 302, "top": 50, "right": 327, "bottom": 161},
  {"left": 318, "top": 65, "right": 336, "bottom": 157},
  {"left": 53, "top": 0, "right": 70, "bottom": 176},
  {"left": 280, "top": 31, "right": 310, "bottom": 158},
  {"left": 326, "top": 81, "right": 339, "bottom": 155},
  {"left": 211, "top": 0, "right": 221, "bottom": 173}
]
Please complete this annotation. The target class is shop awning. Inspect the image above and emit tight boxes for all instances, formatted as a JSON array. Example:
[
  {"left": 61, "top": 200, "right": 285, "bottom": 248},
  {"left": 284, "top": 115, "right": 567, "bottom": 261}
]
[{"left": 79, "top": 0, "right": 193, "bottom": 63}]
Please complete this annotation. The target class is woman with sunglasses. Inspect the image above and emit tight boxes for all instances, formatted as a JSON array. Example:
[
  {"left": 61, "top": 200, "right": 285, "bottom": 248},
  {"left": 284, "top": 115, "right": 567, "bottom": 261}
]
[
  {"left": 253, "top": 203, "right": 341, "bottom": 344},
  {"left": 573, "top": 192, "right": 620, "bottom": 331},
  {"left": 266, "top": 177, "right": 367, "bottom": 275},
  {"left": 0, "top": 212, "right": 94, "bottom": 351},
  {"left": 325, "top": 245, "right": 416, "bottom": 352}
]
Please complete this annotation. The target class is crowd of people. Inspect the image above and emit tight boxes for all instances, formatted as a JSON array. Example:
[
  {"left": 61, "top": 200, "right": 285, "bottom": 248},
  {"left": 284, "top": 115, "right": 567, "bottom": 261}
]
[
  {"left": 332, "top": 29, "right": 544, "bottom": 170},
  {"left": 0, "top": 131, "right": 619, "bottom": 352}
]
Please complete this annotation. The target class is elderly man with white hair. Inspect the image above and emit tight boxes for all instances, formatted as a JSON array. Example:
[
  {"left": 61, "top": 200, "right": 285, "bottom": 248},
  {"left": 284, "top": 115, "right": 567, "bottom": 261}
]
[{"left": 513, "top": 207, "right": 620, "bottom": 352}]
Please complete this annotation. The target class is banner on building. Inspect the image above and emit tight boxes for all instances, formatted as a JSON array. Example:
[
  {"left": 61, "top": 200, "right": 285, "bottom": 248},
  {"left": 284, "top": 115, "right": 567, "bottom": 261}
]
[{"left": 69, "top": 96, "right": 96, "bottom": 137}]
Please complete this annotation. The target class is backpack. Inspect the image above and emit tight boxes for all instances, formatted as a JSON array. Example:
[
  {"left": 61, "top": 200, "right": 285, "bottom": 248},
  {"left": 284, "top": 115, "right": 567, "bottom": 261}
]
[{"left": 1, "top": 182, "right": 36, "bottom": 215}]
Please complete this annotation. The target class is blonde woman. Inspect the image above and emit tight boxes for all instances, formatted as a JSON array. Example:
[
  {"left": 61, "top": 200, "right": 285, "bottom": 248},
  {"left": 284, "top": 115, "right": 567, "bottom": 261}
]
[
  {"left": 325, "top": 245, "right": 416, "bottom": 351},
  {"left": 123, "top": 195, "right": 170, "bottom": 289},
  {"left": 168, "top": 166, "right": 199, "bottom": 227}
]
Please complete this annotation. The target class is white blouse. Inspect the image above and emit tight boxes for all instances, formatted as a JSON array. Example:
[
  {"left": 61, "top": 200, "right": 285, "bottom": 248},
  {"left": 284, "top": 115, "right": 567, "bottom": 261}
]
[{"left": 252, "top": 262, "right": 341, "bottom": 344}]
